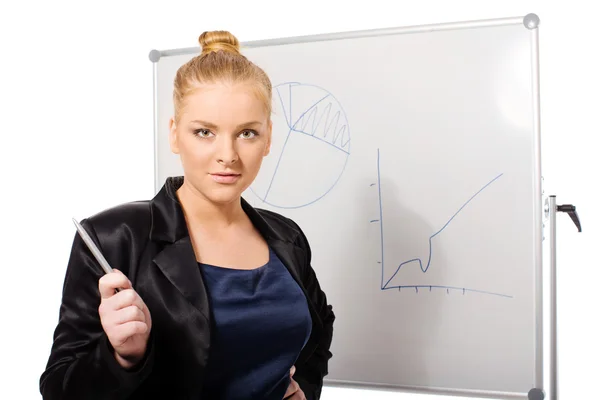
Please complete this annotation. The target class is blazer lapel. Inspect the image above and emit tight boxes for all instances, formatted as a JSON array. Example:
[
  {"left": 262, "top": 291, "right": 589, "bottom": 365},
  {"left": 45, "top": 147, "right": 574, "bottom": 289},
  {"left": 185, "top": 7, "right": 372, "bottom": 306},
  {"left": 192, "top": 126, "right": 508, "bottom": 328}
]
[
  {"left": 149, "top": 177, "right": 322, "bottom": 328},
  {"left": 148, "top": 177, "right": 210, "bottom": 318},
  {"left": 152, "top": 236, "right": 210, "bottom": 319}
]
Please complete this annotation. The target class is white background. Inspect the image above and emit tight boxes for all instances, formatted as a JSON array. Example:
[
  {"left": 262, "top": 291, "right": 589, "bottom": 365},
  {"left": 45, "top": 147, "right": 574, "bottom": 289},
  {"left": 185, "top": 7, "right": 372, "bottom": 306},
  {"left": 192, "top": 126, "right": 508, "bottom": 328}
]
[{"left": 0, "top": 1, "right": 596, "bottom": 399}]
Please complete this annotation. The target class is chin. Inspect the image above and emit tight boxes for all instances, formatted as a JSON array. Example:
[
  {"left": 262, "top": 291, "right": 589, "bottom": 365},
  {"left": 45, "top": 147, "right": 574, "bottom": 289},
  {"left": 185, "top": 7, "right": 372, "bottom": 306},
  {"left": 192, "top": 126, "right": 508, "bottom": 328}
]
[{"left": 204, "top": 185, "right": 247, "bottom": 205}]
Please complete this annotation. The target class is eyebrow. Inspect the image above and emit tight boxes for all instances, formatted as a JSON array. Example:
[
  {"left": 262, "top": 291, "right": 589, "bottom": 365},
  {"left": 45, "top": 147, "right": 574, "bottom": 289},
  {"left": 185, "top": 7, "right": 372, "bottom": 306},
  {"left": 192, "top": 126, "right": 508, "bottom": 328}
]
[{"left": 189, "top": 120, "right": 263, "bottom": 130}]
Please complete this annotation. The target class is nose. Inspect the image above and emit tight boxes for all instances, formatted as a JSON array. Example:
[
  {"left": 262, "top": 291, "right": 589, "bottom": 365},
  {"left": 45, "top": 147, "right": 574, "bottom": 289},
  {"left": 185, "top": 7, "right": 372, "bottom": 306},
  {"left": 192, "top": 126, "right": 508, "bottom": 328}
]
[{"left": 216, "top": 136, "right": 238, "bottom": 166}]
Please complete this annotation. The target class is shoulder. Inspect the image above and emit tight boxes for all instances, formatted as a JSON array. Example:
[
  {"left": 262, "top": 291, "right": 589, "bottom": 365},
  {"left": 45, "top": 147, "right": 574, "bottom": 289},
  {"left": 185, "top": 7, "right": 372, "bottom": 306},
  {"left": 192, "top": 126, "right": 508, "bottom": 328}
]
[{"left": 82, "top": 200, "right": 152, "bottom": 246}]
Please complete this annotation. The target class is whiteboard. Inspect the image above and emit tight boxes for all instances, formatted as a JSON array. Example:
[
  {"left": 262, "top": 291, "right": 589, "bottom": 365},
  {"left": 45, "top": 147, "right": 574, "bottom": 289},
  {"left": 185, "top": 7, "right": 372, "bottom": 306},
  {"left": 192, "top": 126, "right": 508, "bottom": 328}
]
[{"left": 150, "top": 14, "right": 544, "bottom": 399}]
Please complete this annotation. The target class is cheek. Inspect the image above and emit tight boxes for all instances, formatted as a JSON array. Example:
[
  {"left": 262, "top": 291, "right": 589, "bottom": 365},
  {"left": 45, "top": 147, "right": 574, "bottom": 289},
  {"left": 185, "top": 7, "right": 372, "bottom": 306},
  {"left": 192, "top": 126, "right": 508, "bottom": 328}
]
[
  {"left": 246, "top": 146, "right": 267, "bottom": 167},
  {"left": 179, "top": 137, "right": 210, "bottom": 167},
  {"left": 250, "top": 155, "right": 265, "bottom": 171}
]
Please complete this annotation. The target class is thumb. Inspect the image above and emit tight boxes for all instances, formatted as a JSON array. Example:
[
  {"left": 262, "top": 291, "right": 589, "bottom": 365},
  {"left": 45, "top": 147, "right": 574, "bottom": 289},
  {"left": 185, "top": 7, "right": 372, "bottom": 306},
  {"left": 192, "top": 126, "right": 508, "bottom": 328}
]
[{"left": 290, "top": 365, "right": 296, "bottom": 377}]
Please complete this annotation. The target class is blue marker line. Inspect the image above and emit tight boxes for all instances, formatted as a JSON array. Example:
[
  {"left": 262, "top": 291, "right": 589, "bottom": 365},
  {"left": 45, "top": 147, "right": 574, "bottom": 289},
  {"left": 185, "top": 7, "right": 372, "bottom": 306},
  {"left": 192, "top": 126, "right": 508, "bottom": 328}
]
[
  {"left": 375, "top": 148, "right": 511, "bottom": 298},
  {"left": 292, "top": 129, "right": 350, "bottom": 155},
  {"left": 276, "top": 87, "right": 290, "bottom": 129},
  {"left": 253, "top": 83, "right": 351, "bottom": 209},
  {"left": 382, "top": 285, "right": 513, "bottom": 299},
  {"left": 263, "top": 92, "right": 332, "bottom": 202},
  {"left": 377, "top": 149, "right": 385, "bottom": 290},
  {"left": 296, "top": 101, "right": 350, "bottom": 148},
  {"left": 382, "top": 172, "right": 503, "bottom": 289}
]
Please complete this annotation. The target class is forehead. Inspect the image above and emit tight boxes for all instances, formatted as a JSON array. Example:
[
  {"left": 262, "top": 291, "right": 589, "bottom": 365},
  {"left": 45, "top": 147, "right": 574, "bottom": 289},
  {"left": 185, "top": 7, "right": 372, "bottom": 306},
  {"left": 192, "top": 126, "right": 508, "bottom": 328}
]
[{"left": 180, "top": 82, "right": 268, "bottom": 125}]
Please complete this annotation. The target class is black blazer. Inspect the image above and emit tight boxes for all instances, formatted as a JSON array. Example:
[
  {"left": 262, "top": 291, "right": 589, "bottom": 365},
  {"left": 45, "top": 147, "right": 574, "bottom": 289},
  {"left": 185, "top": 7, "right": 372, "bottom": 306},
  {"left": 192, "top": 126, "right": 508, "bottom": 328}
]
[{"left": 40, "top": 176, "right": 335, "bottom": 400}]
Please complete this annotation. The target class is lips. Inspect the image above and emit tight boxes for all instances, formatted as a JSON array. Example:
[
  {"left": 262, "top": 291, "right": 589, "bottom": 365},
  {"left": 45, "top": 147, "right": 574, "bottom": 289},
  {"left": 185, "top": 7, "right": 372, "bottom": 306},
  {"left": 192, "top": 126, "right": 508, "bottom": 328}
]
[{"left": 210, "top": 173, "right": 241, "bottom": 184}]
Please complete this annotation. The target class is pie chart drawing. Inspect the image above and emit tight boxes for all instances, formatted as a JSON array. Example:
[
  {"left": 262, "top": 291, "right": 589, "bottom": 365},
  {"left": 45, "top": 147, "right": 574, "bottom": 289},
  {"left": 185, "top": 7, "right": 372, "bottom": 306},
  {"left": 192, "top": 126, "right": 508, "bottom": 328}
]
[{"left": 249, "top": 82, "right": 351, "bottom": 209}]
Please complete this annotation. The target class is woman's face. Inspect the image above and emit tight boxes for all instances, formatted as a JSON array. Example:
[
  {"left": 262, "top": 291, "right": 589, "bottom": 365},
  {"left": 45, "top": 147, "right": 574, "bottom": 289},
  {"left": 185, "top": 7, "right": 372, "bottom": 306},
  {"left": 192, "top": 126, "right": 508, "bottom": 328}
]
[{"left": 169, "top": 81, "right": 272, "bottom": 205}]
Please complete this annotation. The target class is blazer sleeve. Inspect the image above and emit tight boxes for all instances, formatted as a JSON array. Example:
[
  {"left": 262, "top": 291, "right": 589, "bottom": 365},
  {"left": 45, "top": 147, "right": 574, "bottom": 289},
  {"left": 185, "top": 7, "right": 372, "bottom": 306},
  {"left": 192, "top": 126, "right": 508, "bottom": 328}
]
[
  {"left": 39, "top": 219, "right": 154, "bottom": 400},
  {"left": 291, "top": 222, "right": 335, "bottom": 400}
]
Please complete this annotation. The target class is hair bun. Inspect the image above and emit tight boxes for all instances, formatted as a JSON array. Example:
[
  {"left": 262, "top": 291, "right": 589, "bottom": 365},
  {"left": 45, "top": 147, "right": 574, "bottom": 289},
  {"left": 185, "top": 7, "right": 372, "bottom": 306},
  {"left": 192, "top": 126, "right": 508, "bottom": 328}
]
[{"left": 199, "top": 31, "right": 241, "bottom": 56}]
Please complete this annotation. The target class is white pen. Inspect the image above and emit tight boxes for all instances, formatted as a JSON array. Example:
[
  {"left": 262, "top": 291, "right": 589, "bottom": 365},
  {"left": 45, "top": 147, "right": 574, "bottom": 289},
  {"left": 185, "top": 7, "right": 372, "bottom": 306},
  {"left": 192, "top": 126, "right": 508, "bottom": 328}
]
[
  {"left": 72, "top": 218, "right": 121, "bottom": 293},
  {"left": 72, "top": 218, "right": 114, "bottom": 274}
]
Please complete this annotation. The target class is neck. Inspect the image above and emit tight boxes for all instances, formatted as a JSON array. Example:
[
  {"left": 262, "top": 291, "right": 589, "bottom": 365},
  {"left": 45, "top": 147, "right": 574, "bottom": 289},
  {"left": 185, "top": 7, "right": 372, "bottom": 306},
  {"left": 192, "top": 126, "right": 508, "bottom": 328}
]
[{"left": 176, "top": 181, "right": 246, "bottom": 229}]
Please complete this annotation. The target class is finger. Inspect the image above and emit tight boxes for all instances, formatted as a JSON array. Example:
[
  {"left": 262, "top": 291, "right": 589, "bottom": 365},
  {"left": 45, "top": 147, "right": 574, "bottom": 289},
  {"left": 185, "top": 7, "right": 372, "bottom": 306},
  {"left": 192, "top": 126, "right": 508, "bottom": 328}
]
[
  {"left": 111, "top": 305, "right": 146, "bottom": 325},
  {"left": 288, "top": 391, "right": 306, "bottom": 400},
  {"left": 110, "top": 321, "right": 149, "bottom": 346},
  {"left": 99, "top": 270, "right": 132, "bottom": 299},
  {"left": 283, "top": 379, "right": 299, "bottom": 398},
  {"left": 105, "top": 288, "right": 146, "bottom": 312},
  {"left": 290, "top": 365, "right": 296, "bottom": 377}
]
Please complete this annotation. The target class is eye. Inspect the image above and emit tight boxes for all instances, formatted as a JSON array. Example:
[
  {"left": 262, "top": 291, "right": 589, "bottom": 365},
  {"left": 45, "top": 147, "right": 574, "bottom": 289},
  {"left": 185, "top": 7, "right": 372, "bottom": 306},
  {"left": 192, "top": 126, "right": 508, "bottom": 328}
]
[
  {"left": 194, "top": 128, "right": 214, "bottom": 138},
  {"left": 239, "top": 130, "right": 258, "bottom": 139}
]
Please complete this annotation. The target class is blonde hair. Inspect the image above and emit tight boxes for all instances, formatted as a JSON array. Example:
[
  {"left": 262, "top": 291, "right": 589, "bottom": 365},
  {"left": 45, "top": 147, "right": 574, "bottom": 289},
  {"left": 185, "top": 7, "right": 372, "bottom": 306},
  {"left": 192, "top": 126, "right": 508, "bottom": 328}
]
[{"left": 172, "top": 30, "right": 272, "bottom": 122}]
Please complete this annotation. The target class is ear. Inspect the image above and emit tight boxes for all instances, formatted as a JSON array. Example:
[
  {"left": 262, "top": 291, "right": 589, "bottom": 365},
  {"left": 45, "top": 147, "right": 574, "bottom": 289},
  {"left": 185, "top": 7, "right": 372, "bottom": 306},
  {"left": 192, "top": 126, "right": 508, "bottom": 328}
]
[
  {"left": 169, "top": 117, "right": 180, "bottom": 154},
  {"left": 263, "top": 119, "right": 272, "bottom": 156}
]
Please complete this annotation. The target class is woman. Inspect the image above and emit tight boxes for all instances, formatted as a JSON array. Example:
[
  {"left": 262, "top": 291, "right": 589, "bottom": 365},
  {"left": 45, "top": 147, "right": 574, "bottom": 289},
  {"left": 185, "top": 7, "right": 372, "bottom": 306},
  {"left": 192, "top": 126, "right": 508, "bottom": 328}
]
[{"left": 39, "top": 30, "right": 335, "bottom": 400}]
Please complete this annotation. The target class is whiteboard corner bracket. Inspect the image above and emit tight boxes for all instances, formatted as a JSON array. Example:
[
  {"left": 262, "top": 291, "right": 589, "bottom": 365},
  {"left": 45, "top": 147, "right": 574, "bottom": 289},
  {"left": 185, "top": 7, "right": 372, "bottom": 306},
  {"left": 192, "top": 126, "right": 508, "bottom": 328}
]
[
  {"left": 149, "top": 49, "right": 161, "bottom": 63},
  {"left": 524, "top": 13, "right": 540, "bottom": 30},
  {"left": 528, "top": 388, "right": 545, "bottom": 400}
]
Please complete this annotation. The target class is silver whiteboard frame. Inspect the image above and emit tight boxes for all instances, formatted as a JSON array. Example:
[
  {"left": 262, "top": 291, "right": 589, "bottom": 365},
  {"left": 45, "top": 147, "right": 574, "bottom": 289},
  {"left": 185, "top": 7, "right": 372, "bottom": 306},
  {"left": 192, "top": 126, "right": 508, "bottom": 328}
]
[{"left": 149, "top": 13, "right": 546, "bottom": 400}]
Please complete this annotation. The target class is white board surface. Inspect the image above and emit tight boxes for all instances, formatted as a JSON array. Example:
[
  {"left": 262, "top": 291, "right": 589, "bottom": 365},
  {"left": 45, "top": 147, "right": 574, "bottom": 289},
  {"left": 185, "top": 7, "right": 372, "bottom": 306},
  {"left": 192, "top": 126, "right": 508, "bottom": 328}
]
[{"left": 151, "top": 15, "right": 544, "bottom": 399}]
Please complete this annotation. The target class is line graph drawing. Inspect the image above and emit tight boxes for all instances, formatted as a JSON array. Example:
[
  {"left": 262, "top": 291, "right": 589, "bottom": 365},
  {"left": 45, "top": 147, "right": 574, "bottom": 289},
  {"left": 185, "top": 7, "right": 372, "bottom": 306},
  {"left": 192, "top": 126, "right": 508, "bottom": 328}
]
[
  {"left": 373, "top": 148, "right": 512, "bottom": 298},
  {"left": 249, "top": 82, "right": 350, "bottom": 209}
]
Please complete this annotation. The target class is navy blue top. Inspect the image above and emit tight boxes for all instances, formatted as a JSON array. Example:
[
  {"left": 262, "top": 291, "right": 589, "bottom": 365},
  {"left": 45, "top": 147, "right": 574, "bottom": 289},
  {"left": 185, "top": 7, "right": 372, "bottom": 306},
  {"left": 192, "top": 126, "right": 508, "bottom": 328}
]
[{"left": 198, "top": 247, "right": 313, "bottom": 400}]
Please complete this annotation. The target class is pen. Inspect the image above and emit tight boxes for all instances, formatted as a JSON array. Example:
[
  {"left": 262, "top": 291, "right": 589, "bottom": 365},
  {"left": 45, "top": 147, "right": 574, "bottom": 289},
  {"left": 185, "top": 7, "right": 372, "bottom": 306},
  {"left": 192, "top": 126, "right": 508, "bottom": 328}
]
[
  {"left": 72, "top": 218, "right": 114, "bottom": 274},
  {"left": 72, "top": 218, "right": 120, "bottom": 292}
]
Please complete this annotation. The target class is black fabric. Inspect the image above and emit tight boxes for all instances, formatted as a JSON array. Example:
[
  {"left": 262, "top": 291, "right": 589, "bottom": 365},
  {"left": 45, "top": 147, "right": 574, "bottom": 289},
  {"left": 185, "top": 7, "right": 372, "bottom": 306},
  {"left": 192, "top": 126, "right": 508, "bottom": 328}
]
[{"left": 39, "top": 176, "right": 335, "bottom": 400}]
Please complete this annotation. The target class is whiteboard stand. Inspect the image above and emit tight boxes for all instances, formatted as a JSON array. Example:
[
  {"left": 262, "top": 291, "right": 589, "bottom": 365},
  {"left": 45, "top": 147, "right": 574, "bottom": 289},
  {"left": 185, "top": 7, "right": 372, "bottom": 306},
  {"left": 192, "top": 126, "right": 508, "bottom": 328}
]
[{"left": 546, "top": 196, "right": 582, "bottom": 400}]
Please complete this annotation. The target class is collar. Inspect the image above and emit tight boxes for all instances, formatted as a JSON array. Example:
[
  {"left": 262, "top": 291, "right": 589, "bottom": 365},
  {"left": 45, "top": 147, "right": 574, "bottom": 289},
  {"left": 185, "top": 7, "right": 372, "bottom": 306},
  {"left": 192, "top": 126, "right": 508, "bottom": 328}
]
[{"left": 149, "top": 176, "right": 291, "bottom": 243}]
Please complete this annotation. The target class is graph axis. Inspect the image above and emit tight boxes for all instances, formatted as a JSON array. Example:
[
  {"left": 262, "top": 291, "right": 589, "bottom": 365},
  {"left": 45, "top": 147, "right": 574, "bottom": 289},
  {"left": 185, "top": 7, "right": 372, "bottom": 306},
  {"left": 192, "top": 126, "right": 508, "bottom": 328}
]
[{"left": 373, "top": 148, "right": 512, "bottom": 299}]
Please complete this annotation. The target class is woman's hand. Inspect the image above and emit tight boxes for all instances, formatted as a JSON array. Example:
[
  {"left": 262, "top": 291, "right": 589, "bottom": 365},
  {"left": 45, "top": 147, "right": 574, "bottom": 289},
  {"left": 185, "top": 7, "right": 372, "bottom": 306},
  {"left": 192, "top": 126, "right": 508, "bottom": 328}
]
[
  {"left": 283, "top": 366, "right": 306, "bottom": 399},
  {"left": 98, "top": 269, "right": 152, "bottom": 369}
]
